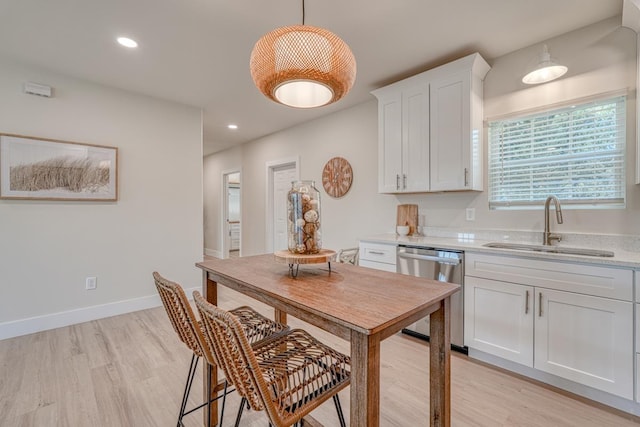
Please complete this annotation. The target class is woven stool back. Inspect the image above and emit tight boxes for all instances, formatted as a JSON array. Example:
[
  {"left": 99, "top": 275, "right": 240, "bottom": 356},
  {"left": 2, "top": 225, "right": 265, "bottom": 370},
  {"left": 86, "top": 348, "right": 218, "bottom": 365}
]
[
  {"left": 194, "top": 291, "right": 350, "bottom": 427},
  {"left": 153, "top": 272, "right": 204, "bottom": 358}
]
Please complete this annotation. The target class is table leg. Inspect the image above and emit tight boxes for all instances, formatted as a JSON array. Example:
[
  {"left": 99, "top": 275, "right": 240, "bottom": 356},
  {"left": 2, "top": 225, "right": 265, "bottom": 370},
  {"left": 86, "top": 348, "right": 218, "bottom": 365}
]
[
  {"left": 350, "top": 331, "right": 381, "bottom": 426},
  {"left": 429, "top": 297, "right": 451, "bottom": 427},
  {"left": 274, "top": 308, "right": 287, "bottom": 325},
  {"left": 203, "top": 272, "right": 219, "bottom": 427}
]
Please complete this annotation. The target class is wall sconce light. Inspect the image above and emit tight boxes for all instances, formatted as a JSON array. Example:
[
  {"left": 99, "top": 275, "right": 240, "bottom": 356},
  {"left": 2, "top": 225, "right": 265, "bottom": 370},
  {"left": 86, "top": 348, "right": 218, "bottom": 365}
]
[{"left": 522, "top": 44, "right": 567, "bottom": 85}]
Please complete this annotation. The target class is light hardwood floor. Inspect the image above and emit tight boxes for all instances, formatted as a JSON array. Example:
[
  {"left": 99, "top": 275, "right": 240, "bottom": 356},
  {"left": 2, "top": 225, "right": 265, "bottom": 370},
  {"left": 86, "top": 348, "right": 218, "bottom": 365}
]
[{"left": 1, "top": 285, "right": 639, "bottom": 427}]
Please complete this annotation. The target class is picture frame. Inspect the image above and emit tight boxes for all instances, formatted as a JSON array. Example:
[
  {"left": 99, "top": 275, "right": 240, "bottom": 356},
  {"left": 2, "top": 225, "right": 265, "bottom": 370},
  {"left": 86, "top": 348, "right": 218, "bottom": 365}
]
[{"left": 0, "top": 133, "right": 118, "bottom": 201}]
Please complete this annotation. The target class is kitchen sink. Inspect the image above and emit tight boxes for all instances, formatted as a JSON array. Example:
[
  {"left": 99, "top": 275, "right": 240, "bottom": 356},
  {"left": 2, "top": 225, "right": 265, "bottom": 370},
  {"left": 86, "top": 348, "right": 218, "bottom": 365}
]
[{"left": 483, "top": 242, "right": 614, "bottom": 257}]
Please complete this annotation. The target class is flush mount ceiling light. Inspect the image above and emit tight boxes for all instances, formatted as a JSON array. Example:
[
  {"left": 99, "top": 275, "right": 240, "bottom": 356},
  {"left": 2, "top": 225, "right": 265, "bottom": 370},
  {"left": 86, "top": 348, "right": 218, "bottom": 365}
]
[
  {"left": 249, "top": 0, "right": 356, "bottom": 108},
  {"left": 117, "top": 37, "right": 138, "bottom": 48},
  {"left": 522, "top": 44, "right": 567, "bottom": 85}
]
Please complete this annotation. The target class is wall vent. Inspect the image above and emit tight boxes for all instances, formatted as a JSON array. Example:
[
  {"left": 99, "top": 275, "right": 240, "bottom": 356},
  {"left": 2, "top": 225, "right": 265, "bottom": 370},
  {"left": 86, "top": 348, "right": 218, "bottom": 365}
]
[{"left": 23, "top": 82, "right": 53, "bottom": 98}]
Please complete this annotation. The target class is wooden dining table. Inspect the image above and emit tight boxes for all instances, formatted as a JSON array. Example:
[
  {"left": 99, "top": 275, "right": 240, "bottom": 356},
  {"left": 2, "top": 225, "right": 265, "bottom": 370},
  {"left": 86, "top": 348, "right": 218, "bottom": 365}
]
[{"left": 196, "top": 254, "right": 459, "bottom": 427}]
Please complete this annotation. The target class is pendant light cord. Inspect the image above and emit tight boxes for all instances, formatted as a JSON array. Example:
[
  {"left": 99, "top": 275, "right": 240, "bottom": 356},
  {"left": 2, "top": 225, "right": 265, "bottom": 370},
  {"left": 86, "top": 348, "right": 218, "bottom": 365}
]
[{"left": 302, "top": 0, "right": 305, "bottom": 25}]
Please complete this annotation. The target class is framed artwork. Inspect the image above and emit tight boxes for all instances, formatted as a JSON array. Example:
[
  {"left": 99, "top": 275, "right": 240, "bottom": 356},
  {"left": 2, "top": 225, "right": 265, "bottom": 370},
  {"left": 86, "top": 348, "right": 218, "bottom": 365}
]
[{"left": 0, "top": 133, "right": 118, "bottom": 201}]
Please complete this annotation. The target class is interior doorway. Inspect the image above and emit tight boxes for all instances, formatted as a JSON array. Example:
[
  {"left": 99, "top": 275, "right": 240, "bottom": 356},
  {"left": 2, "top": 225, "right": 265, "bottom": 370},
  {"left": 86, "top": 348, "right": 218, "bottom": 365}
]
[
  {"left": 266, "top": 158, "right": 299, "bottom": 253},
  {"left": 223, "top": 171, "right": 241, "bottom": 259}
]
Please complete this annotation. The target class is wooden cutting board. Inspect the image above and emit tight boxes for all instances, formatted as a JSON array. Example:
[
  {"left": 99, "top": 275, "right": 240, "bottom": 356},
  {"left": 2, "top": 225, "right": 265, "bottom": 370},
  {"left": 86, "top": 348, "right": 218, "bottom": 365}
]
[{"left": 397, "top": 204, "right": 418, "bottom": 235}]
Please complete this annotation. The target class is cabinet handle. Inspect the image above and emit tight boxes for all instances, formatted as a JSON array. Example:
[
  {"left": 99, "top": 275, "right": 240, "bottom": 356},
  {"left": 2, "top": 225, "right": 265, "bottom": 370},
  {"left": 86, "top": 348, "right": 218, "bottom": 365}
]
[
  {"left": 396, "top": 174, "right": 400, "bottom": 190},
  {"left": 525, "top": 290, "right": 529, "bottom": 314},
  {"left": 369, "top": 251, "right": 385, "bottom": 255},
  {"left": 538, "top": 292, "right": 543, "bottom": 317},
  {"left": 464, "top": 168, "right": 469, "bottom": 186},
  {"left": 403, "top": 174, "right": 407, "bottom": 189}
]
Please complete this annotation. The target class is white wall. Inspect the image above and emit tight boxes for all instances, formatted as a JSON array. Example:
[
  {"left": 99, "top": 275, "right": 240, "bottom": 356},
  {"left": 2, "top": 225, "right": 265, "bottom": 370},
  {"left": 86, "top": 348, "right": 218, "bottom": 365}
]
[
  {"left": 203, "top": 17, "right": 639, "bottom": 257},
  {"left": 204, "top": 101, "right": 395, "bottom": 256},
  {"left": 403, "top": 16, "right": 640, "bottom": 236},
  {"left": 0, "top": 58, "right": 203, "bottom": 339},
  {"left": 203, "top": 146, "right": 242, "bottom": 256}
]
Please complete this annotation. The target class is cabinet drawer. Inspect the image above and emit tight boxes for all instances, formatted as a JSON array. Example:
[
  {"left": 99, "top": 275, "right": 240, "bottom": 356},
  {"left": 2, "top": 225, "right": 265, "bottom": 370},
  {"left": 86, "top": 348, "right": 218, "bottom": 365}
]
[
  {"left": 466, "top": 253, "right": 632, "bottom": 301},
  {"left": 359, "top": 242, "right": 397, "bottom": 265}
]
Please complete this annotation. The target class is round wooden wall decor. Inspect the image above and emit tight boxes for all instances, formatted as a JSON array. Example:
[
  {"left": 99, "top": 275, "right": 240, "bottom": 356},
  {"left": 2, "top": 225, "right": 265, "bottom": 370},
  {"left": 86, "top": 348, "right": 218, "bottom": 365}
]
[{"left": 322, "top": 157, "right": 353, "bottom": 198}]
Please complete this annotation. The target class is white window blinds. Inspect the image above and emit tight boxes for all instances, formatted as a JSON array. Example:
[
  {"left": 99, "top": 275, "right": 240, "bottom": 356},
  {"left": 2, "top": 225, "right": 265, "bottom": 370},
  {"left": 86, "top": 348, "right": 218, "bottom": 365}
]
[{"left": 488, "top": 95, "right": 626, "bottom": 209}]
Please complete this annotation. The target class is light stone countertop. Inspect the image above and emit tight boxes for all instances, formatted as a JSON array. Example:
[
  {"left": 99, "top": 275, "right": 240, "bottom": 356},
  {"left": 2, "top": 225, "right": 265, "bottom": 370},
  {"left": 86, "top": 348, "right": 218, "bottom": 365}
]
[{"left": 360, "top": 228, "right": 640, "bottom": 269}]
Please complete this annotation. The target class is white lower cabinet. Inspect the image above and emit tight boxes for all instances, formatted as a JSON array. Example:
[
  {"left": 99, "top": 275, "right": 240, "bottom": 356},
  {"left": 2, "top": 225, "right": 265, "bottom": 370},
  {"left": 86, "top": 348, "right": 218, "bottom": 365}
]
[
  {"left": 637, "top": 302, "right": 639, "bottom": 403},
  {"left": 636, "top": 353, "right": 640, "bottom": 402},
  {"left": 465, "top": 252, "right": 634, "bottom": 400},
  {"left": 535, "top": 288, "right": 633, "bottom": 398},
  {"left": 637, "top": 353, "right": 640, "bottom": 403},
  {"left": 358, "top": 241, "right": 396, "bottom": 272},
  {"left": 464, "top": 276, "right": 533, "bottom": 366}
]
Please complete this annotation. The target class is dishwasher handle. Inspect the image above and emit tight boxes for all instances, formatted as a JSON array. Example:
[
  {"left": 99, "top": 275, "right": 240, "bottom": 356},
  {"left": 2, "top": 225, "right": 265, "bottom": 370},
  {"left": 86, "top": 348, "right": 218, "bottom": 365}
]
[{"left": 397, "top": 251, "right": 461, "bottom": 265}]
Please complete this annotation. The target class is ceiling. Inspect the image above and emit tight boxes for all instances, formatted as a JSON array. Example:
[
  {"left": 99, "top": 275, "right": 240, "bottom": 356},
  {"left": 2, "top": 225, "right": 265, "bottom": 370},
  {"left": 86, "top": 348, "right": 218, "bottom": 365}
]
[{"left": 0, "top": 0, "right": 623, "bottom": 156}]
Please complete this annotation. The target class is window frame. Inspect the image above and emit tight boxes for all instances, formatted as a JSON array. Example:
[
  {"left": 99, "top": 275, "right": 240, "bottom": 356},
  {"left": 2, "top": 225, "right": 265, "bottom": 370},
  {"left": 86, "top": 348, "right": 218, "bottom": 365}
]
[{"left": 487, "top": 93, "right": 627, "bottom": 210}]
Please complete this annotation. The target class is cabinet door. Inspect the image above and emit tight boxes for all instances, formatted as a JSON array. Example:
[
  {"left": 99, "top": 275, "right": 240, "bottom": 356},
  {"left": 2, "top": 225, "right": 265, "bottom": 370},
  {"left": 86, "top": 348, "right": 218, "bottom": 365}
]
[
  {"left": 429, "top": 72, "right": 471, "bottom": 191},
  {"left": 377, "top": 92, "right": 403, "bottom": 193},
  {"left": 402, "top": 83, "right": 430, "bottom": 192},
  {"left": 464, "top": 276, "right": 533, "bottom": 366},
  {"left": 637, "top": 354, "right": 640, "bottom": 403},
  {"left": 535, "top": 288, "right": 633, "bottom": 399}
]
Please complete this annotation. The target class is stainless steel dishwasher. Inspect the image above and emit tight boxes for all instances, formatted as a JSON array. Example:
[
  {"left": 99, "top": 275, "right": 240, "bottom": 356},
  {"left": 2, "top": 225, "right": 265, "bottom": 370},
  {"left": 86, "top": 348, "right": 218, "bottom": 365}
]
[{"left": 397, "top": 245, "right": 466, "bottom": 353}]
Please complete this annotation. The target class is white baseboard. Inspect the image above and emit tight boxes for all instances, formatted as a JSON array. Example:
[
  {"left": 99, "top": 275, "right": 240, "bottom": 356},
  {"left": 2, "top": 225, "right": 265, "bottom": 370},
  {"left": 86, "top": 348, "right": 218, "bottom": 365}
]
[
  {"left": 468, "top": 348, "right": 640, "bottom": 416},
  {"left": 204, "top": 247, "right": 222, "bottom": 258},
  {"left": 0, "top": 286, "right": 201, "bottom": 341}
]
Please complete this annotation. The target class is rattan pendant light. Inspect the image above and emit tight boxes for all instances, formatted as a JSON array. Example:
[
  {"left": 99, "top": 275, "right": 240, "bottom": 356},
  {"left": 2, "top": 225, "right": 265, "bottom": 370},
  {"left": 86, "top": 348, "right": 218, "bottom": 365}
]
[{"left": 250, "top": 0, "right": 356, "bottom": 108}]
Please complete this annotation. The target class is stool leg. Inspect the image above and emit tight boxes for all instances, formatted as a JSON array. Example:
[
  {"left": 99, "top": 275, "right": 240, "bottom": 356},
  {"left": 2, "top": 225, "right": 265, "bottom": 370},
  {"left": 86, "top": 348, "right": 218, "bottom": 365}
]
[
  {"left": 234, "top": 397, "right": 247, "bottom": 427},
  {"left": 206, "top": 363, "right": 211, "bottom": 427},
  {"left": 178, "top": 354, "right": 199, "bottom": 427},
  {"left": 333, "top": 394, "right": 346, "bottom": 427},
  {"left": 219, "top": 380, "right": 229, "bottom": 426}
]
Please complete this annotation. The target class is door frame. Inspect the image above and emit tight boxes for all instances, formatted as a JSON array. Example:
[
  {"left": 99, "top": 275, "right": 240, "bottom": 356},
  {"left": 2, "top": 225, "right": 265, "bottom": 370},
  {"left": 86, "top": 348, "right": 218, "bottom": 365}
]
[
  {"left": 221, "top": 169, "right": 241, "bottom": 259},
  {"left": 265, "top": 157, "right": 299, "bottom": 253}
]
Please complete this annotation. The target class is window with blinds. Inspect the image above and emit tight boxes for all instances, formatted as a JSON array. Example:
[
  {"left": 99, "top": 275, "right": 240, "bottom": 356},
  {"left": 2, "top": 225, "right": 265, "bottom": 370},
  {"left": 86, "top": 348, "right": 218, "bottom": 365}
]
[{"left": 488, "top": 95, "right": 626, "bottom": 209}]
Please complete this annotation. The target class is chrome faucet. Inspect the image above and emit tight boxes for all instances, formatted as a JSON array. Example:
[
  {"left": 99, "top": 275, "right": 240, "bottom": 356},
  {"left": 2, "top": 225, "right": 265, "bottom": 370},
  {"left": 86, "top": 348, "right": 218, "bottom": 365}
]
[{"left": 543, "top": 195, "right": 563, "bottom": 245}]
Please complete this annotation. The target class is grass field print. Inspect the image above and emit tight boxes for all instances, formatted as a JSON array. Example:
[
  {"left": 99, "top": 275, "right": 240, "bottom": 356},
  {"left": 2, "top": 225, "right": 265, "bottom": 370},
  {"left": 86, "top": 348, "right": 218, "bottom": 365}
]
[{"left": 0, "top": 134, "right": 117, "bottom": 201}]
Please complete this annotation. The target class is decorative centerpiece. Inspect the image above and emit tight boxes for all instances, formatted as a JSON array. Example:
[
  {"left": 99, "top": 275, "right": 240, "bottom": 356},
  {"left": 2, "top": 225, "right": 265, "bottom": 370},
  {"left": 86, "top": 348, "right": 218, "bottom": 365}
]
[{"left": 287, "top": 180, "right": 321, "bottom": 254}]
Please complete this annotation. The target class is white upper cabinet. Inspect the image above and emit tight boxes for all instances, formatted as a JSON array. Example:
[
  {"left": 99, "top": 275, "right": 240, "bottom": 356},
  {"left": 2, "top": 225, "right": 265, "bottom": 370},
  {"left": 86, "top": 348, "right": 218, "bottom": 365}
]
[
  {"left": 372, "top": 53, "right": 490, "bottom": 193},
  {"left": 374, "top": 81, "right": 429, "bottom": 192}
]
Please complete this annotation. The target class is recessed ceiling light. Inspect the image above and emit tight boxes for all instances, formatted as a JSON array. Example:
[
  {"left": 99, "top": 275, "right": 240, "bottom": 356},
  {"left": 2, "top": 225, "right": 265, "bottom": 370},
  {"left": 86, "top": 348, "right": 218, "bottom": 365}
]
[
  {"left": 227, "top": 124, "right": 238, "bottom": 130},
  {"left": 117, "top": 37, "right": 138, "bottom": 48}
]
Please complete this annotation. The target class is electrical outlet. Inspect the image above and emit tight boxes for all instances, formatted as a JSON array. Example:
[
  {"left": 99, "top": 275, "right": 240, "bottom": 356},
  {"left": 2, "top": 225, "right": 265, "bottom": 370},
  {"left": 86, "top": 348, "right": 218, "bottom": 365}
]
[
  {"left": 85, "top": 276, "right": 97, "bottom": 290},
  {"left": 465, "top": 208, "right": 475, "bottom": 221}
]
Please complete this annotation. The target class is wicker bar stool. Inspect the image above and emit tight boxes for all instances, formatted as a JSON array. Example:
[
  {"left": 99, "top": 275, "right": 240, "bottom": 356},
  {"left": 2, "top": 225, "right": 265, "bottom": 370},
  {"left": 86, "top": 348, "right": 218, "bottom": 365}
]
[
  {"left": 152, "top": 272, "right": 289, "bottom": 427},
  {"left": 193, "top": 291, "right": 350, "bottom": 427}
]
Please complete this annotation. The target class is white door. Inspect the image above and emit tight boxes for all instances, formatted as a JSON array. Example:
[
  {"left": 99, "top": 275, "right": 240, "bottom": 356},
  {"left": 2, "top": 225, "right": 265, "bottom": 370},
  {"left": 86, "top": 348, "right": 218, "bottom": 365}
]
[
  {"left": 402, "top": 82, "right": 430, "bottom": 192},
  {"left": 464, "top": 276, "right": 534, "bottom": 367},
  {"left": 273, "top": 166, "right": 297, "bottom": 252},
  {"left": 377, "top": 91, "right": 403, "bottom": 193},
  {"left": 227, "top": 185, "right": 240, "bottom": 251},
  {"left": 222, "top": 172, "right": 240, "bottom": 258},
  {"left": 430, "top": 71, "right": 470, "bottom": 191},
  {"left": 534, "top": 288, "right": 633, "bottom": 399}
]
